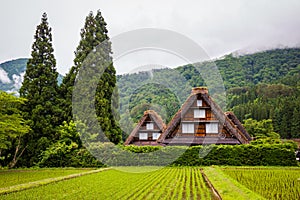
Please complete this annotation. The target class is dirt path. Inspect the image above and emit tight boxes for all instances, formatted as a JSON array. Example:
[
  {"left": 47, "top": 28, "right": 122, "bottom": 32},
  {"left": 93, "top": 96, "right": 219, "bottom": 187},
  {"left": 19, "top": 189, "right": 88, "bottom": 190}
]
[{"left": 200, "top": 168, "right": 222, "bottom": 200}]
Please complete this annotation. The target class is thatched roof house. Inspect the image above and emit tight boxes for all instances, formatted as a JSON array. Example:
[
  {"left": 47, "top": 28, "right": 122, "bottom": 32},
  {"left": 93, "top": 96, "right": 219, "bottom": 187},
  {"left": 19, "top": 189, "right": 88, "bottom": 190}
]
[
  {"left": 158, "top": 87, "right": 251, "bottom": 145},
  {"left": 124, "top": 110, "right": 166, "bottom": 145}
]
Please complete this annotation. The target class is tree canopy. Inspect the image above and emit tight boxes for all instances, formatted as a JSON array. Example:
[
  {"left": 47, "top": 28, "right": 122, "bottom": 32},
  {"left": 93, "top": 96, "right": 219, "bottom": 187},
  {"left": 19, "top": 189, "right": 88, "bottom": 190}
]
[{"left": 19, "top": 12, "right": 62, "bottom": 166}]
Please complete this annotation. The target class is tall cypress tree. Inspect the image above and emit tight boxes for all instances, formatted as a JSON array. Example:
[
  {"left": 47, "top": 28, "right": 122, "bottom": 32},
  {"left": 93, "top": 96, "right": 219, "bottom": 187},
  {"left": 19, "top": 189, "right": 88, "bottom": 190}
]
[
  {"left": 20, "top": 13, "right": 60, "bottom": 165},
  {"left": 60, "top": 12, "right": 96, "bottom": 122},
  {"left": 60, "top": 10, "right": 122, "bottom": 144}
]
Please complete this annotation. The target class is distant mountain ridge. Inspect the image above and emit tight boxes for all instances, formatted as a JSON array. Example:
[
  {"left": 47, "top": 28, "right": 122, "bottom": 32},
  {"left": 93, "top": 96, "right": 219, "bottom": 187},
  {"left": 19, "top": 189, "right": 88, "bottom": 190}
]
[{"left": 0, "top": 58, "right": 63, "bottom": 94}]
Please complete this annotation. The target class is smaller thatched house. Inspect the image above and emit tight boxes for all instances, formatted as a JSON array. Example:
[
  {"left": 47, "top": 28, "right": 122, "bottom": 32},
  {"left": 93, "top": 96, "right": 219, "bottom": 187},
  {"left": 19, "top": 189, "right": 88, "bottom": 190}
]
[{"left": 124, "top": 110, "right": 166, "bottom": 146}]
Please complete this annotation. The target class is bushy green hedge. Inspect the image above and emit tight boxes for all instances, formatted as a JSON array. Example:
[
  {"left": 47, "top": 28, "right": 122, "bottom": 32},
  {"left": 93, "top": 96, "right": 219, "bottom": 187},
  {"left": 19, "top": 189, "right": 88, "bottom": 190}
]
[
  {"left": 173, "top": 143, "right": 297, "bottom": 166},
  {"left": 37, "top": 142, "right": 298, "bottom": 167},
  {"left": 121, "top": 143, "right": 298, "bottom": 166}
]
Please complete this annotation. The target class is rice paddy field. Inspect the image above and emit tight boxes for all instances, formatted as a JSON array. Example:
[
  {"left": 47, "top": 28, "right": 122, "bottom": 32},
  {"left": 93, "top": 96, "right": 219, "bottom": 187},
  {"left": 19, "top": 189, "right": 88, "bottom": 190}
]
[
  {"left": 0, "top": 166, "right": 299, "bottom": 200},
  {"left": 0, "top": 167, "right": 214, "bottom": 200},
  {"left": 222, "top": 167, "right": 300, "bottom": 200},
  {"left": 0, "top": 168, "right": 91, "bottom": 188}
]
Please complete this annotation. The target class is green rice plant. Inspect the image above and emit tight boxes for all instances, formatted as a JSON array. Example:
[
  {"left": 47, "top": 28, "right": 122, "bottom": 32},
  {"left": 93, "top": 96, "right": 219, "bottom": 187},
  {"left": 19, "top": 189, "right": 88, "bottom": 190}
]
[
  {"left": 185, "top": 168, "right": 191, "bottom": 200},
  {"left": 0, "top": 168, "right": 91, "bottom": 188},
  {"left": 0, "top": 167, "right": 214, "bottom": 200},
  {"left": 160, "top": 167, "right": 181, "bottom": 199},
  {"left": 191, "top": 168, "right": 197, "bottom": 200},
  {"left": 223, "top": 167, "right": 300, "bottom": 200},
  {"left": 204, "top": 167, "right": 266, "bottom": 200},
  {"left": 143, "top": 167, "right": 176, "bottom": 199}
]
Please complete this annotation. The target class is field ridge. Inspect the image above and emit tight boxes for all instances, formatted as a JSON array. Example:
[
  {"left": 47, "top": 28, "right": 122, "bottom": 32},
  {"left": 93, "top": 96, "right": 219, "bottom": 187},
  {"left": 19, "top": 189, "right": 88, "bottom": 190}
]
[{"left": 203, "top": 167, "right": 266, "bottom": 200}]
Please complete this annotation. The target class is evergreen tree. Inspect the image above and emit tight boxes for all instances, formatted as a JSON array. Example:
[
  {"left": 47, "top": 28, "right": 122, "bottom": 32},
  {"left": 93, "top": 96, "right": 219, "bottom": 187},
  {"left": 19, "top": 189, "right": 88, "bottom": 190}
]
[
  {"left": 61, "top": 10, "right": 122, "bottom": 144},
  {"left": 19, "top": 13, "right": 61, "bottom": 166},
  {"left": 60, "top": 12, "right": 96, "bottom": 122},
  {"left": 291, "top": 108, "right": 300, "bottom": 138}
]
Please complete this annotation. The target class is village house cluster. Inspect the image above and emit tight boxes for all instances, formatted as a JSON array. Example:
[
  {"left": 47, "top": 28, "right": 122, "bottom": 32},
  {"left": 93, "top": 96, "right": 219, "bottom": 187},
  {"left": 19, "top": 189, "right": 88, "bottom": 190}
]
[{"left": 125, "top": 87, "right": 252, "bottom": 146}]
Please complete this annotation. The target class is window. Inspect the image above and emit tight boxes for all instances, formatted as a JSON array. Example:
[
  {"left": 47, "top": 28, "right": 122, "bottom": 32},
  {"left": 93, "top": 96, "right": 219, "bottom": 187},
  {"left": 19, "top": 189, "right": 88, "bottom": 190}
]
[
  {"left": 194, "top": 109, "right": 206, "bottom": 118},
  {"left": 182, "top": 123, "right": 194, "bottom": 133},
  {"left": 139, "top": 133, "right": 148, "bottom": 140},
  {"left": 152, "top": 133, "right": 161, "bottom": 140},
  {"left": 197, "top": 100, "right": 202, "bottom": 106},
  {"left": 206, "top": 123, "right": 219, "bottom": 133},
  {"left": 146, "top": 123, "right": 154, "bottom": 130}
]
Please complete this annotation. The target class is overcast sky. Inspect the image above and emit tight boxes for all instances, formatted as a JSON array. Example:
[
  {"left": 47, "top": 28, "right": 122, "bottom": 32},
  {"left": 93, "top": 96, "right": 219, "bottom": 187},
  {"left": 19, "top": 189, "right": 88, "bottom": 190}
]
[{"left": 1, "top": 0, "right": 300, "bottom": 75}]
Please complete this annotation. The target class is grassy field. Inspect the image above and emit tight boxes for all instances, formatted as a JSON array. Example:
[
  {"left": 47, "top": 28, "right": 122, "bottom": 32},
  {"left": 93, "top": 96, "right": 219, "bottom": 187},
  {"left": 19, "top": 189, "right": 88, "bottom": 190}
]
[
  {"left": 223, "top": 167, "right": 300, "bottom": 200},
  {"left": 0, "top": 168, "right": 92, "bottom": 188},
  {"left": 0, "top": 167, "right": 214, "bottom": 200},
  {"left": 1, "top": 166, "right": 299, "bottom": 200}
]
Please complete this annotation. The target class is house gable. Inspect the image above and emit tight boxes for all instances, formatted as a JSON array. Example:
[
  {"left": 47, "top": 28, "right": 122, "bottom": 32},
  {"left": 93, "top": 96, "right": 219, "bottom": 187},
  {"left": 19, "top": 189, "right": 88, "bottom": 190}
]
[
  {"left": 124, "top": 110, "right": 166, "bottom": 146},
  {"left": 158, "top": 87, "right": 251, "bottom": 145}
]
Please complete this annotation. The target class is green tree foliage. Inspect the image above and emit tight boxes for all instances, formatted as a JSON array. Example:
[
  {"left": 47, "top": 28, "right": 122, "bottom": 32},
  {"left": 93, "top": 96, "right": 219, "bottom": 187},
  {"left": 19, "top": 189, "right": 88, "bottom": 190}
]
[
  {"left": 229, "top": 84, "right": 300, "bottom": 138},
  {"left": 128, "top": 83, "right": 180, "bottom": 123},
  {"left": 243, "top": 118, "right": 280, "bottom": 139},
  {"left": 0, "top": 91, "right": 30, "bottom": 167},
  {"left": 38, "top": 121, "right": 103, "bottom": 167},
  {"left": 19, "top": 13, "right": 61, "bottom": 166},
  {"left": 61, "top": 10, "right": 121, "bottom": 144},
  {"left": 59, "top": 12, "right": 97, "bottom": 122}
]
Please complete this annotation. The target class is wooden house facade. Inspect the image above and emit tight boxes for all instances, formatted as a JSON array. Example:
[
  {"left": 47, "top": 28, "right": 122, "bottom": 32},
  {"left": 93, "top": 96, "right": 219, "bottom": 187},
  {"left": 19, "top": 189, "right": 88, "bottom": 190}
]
[
  {"left": 125, "top": 87, "right": 251, "bottom": 146},
  {"left": 124, "top": 110, "right": 166, "bottom": 146}
]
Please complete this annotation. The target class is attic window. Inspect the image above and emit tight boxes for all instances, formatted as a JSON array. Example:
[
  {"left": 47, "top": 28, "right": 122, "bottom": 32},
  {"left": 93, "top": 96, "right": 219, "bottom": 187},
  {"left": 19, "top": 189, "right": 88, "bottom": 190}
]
[
  {"left": 194, "top": 109, "right": 206, "bottom": 118},
  {"left": 206, "top": 123, "right": 219, "bottom": 133},
  {"left": 182, "top": 123, "right": 194, "bottom": 133},
  {"left": 152, "top": 133, "right": 161, "bottom": 140},
  {"left": 146, "top": 123, "right": 154, "bottom": 130},
  {"left": 139, "top": 133, "right": 148, "bottom": 140},
  {"left": 197, "top": 100, "right": 202, "bottom": 106}
]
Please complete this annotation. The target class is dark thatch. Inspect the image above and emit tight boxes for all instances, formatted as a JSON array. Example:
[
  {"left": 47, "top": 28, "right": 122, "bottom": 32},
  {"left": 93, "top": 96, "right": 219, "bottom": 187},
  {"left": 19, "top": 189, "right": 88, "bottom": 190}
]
[{"left": 225, "top": 111, "right": 252, "bottom": 141}]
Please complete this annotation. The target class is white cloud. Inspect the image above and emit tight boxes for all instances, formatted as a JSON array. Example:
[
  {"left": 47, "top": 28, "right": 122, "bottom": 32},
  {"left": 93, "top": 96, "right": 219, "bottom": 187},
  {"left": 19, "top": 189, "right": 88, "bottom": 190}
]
[
  {"left": 12, "top": 72, "right": 25, "bottom": 90},
  {"left": 0, "top": 0, "right": 300, "bottom": 74},
  {"left": 0, "top": 68, "right": 11, "bottom": 83}
]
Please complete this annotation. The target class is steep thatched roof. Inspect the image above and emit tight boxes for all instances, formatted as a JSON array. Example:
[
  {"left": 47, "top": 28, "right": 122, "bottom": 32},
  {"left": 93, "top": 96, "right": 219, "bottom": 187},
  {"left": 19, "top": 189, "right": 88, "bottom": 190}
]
[
  {"left": 158, "top": 87, "right": 250, "bottom": 144},
  {"left": 225, "top": 112, "right": 252, "bottom": 141},
  {"left": 124, "top": 110, "right": 166, "bottom": 145}
]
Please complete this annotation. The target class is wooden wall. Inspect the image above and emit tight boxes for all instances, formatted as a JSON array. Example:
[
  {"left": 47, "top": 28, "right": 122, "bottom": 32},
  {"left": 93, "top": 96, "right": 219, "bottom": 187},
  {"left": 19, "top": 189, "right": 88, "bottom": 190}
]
[
  {"left": 170, "top": 97, "right": 227, "bottom": 138},
  {"left": 133, "top": 116, "right": 162, "bottom": 142}
]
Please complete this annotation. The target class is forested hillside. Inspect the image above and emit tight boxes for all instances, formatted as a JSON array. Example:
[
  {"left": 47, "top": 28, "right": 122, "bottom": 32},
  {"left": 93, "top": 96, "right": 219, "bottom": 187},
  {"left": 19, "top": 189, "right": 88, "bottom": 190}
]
[
  {"left": 0, "top": 58, "right": 63, "bottom": 94},
  {"left": 117, "top": 48, "right": 300, "bottom": 139},
  {"left": 0, "top": 58, "right": 27, "bottom": 93}
]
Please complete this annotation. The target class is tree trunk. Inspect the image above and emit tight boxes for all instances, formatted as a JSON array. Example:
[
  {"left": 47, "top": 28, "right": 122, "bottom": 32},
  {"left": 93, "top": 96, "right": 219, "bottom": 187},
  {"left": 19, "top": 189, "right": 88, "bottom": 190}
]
[{"left": 9, "top": 137, "right": 27, "bottom": 168}]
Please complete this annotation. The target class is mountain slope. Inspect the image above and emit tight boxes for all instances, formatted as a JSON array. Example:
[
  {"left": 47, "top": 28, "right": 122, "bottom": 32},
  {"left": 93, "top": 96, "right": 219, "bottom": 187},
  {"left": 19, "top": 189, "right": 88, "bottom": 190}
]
[
  {"left": 0, "top": 58, "right": 28, "bottom": 93},
  {"left": 0, "top": 58, "right": 63, "bottom": 94}
]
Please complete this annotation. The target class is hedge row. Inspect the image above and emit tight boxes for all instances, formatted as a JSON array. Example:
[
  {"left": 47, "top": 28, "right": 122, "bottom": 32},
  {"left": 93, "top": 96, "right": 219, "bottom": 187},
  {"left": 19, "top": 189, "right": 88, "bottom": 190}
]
[
  {"left": 172, "top": 144, "right": 297, "bottom": 166},
  {"left": 88, "top": 142, "right": 298, "bottom": 166}
]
